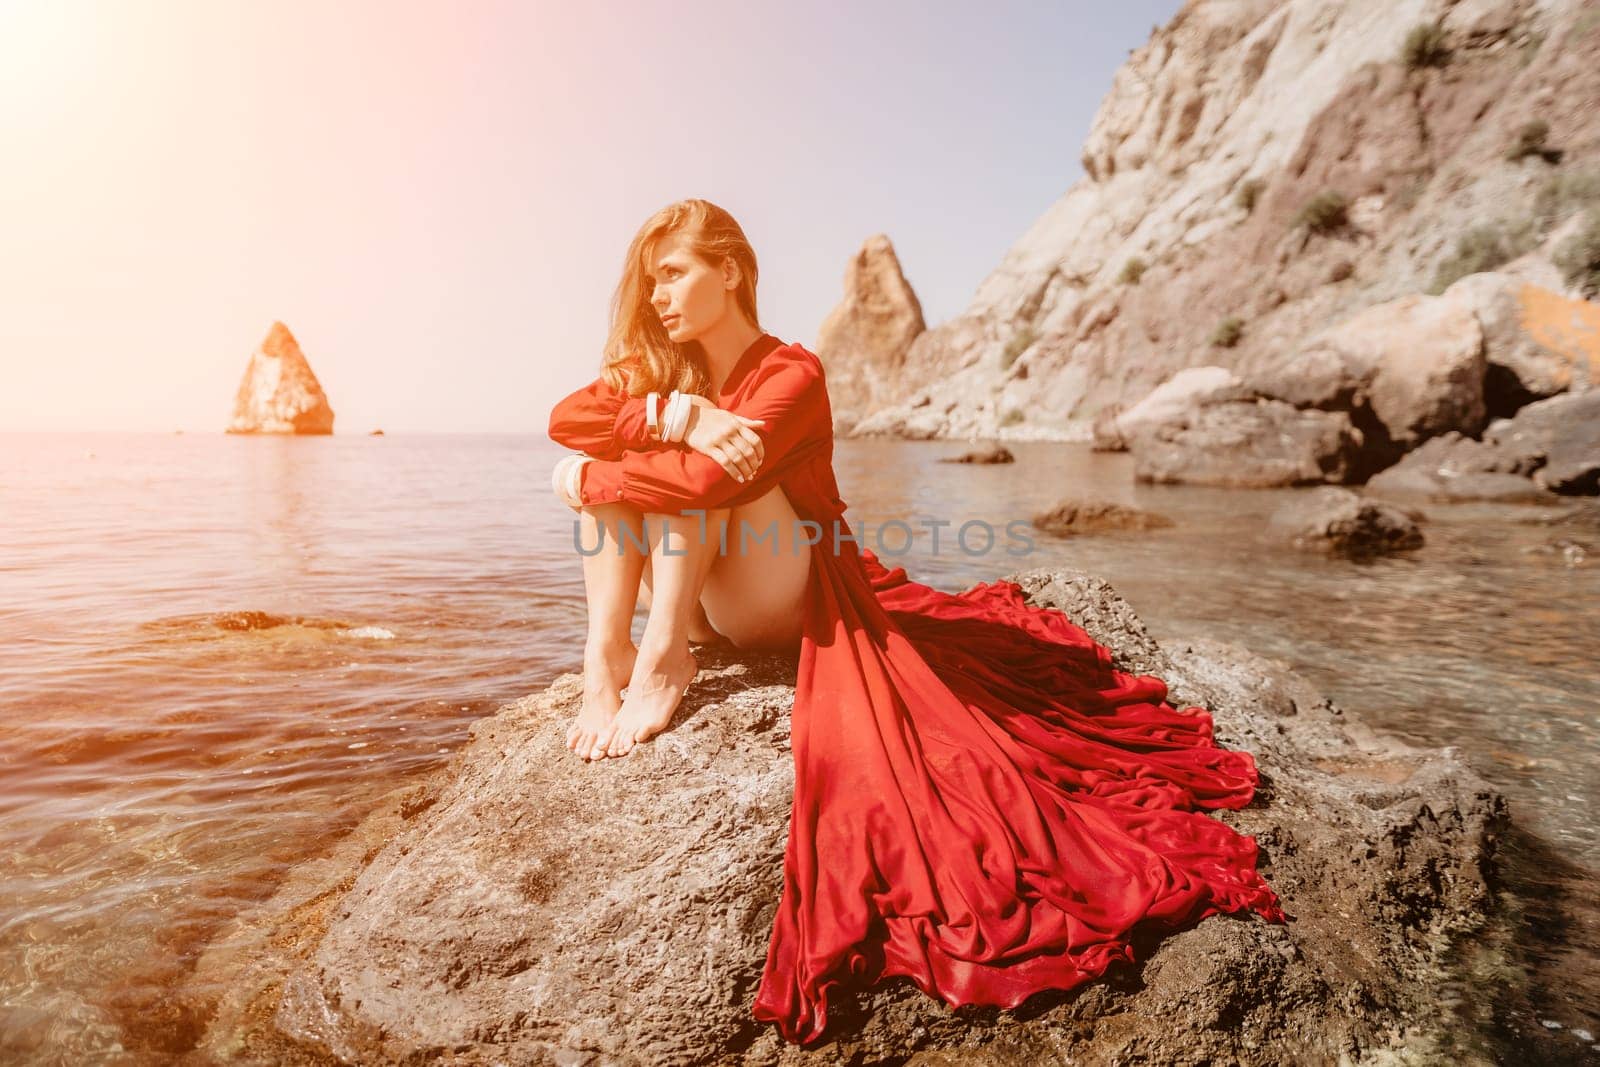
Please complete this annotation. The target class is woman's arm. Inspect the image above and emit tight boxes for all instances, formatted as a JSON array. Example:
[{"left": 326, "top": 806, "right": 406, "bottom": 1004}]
[
  {"left": 546, "top": 373, "right": 664, "bottom": 462},
  {"left": 573, "top": 349, "right": 827, "bottom": 513}
]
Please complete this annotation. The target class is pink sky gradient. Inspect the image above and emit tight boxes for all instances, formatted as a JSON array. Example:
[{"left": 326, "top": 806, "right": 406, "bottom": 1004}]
[{"left": 0, "top": 0, "right": 1179, "bottom": 432}]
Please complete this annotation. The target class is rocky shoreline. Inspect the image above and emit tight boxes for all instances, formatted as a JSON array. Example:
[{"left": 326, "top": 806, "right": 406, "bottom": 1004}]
[{"left": 181, "top": 568, "right": 1582, "bottom": 1065}]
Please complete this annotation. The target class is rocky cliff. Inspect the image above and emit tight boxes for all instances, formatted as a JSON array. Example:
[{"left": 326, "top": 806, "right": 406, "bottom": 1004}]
[
  {"left": 227, "top": 322, "right": 336, "bottom": 435},
  {"left": 186, "top": 568, "right": 1552, "bottom": 1065},
  {"left": 830, "top": 0, "right": 1600, "bottom": 472}
]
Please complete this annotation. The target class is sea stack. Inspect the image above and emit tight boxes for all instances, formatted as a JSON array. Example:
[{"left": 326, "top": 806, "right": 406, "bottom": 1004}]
[
  {"left": 814, "top": 234, "right": 926, "bottom": 433},
  {"left": 226, "top": 322, "right": 335, "bottom": 435}
]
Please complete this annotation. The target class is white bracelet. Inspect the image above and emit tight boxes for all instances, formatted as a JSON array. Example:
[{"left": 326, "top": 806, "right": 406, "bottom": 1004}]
[
  {"left": 667, "top": 393, "right": 692, "bottom": 442},
  {"left": 662, "top": 391, "right": 681, "bottom": 441},
  {"left": 645, "top": 391, "right": 660, "bottom": 440},
  {"left": 662, "top": 394, "right": 680, "bottom": 442}
]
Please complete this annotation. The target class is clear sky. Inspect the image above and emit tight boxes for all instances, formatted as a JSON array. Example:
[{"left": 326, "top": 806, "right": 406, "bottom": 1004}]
[{"left": 0, "top": 0, "right": 1182, "bottom": 433}]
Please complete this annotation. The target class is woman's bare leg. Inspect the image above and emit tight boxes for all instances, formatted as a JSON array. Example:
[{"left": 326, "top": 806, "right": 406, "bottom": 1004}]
[
  {"left": 592, "top": 506, "right": 729, "bottom": 758},
  {"left": 698, "top": 483, "right": 811, "bottom": 652},
  {"left": 565, "top": 501, "right": 650, "bottom": 760},
  {"left": 603, "top": 483, "right": 811, "bottom": 757},
  {"left": 638, "top": 554, "right": 723, "bottom": 645}
]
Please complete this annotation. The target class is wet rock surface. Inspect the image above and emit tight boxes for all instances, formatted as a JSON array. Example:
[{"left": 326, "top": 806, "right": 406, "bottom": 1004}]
[
  {"left": 1267, "top": 487, "right": 1426, "bottom": 558},
  {"left": 190, "top": 568, "right": 1531, "bottom": 1065},
  {"left": 1030, "top": 499, "right": 1175, "bottom": 537}
]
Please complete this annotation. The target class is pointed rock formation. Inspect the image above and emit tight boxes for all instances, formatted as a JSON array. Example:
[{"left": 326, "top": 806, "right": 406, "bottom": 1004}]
[
  {"left": 227, "top": 322, "right": 335, "bottom": 435},
  {"left": 814, "top": 235, "right": 926, "bottom": 433}
]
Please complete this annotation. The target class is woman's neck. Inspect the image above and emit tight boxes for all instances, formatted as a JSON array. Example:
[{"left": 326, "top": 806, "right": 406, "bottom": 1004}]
[{"left": 697, "top": 316, "right": 763, "bottom": 393}]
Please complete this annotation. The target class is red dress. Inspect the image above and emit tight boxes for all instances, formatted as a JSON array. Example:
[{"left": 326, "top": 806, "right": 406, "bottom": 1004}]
[{"left": 548, "top": 332, "right": 1288, "bottom": 1045}]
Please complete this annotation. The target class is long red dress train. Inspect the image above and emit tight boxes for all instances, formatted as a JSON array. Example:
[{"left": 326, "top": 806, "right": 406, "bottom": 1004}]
[{"left": 548, "top": 333, "right": 1289, "bottom": 1046}]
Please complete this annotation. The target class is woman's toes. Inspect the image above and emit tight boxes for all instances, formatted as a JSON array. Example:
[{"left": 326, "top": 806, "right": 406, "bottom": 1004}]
[{"left": 607, "top": 731, "right": 633, "bottom": 757}]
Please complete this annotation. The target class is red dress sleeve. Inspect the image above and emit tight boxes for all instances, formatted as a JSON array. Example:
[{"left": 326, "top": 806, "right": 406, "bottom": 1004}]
[
  {"left": 576, "top": 348, "right": 826, "bottom": 512},
  {"left": 546, "top": 372, "right": 657, "bottom": 462}
]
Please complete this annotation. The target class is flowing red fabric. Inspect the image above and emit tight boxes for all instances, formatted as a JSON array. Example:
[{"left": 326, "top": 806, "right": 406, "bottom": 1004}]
[{"left": 549, "top": 333, "right": 1288, "bottom": 1045}]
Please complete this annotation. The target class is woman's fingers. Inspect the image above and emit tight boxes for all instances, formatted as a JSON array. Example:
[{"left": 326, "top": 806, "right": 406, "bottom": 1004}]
[
  {"left": 709, "top": 444, "right": 743, "bottom": 482},
  {"left": 740, "top": 429, "right": 765, "bottom": 466},
  {"left": 726, "top": 441, "right": 757, "bottom": 482}
]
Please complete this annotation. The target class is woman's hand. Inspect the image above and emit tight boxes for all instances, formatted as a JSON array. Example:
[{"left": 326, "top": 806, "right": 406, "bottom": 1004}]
[
  {"left": 681, "top": 396, "right": 766, "bottom": 483},
  {"left": 551, "top": 453, "right": 593, "bottom": 510}
]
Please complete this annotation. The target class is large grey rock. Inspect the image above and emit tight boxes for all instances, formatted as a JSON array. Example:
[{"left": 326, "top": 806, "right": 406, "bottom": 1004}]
[
  {"left": 1367, "top": 392, "right": 1600, "bottom": 501},
  {"left": 1483, "top": 391, "right": 1600, "bottom": 494},
  {"left": 192, "top": 569, "right": 1513, "bottom": 1066},
  {"left": 1442, "top": 272, "right": 1600, "bottom": 409},
  {"left": 1130, "top": 398, "right": 1365, "bottom": 487},
  {"left": 1092, "top": 366, "right": 1252, "bottom": 452},
  {"left": 1250, "top": 292, "right": 1488, "bottom": 448},
  {"left": 227, "top": 322, "right": 336, "bottom": 435}
]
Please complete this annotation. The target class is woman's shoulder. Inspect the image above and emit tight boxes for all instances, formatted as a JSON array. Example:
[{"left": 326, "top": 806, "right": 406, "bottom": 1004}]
[{"left": 757, "top": 337, "right": 825, "bottom": 381}]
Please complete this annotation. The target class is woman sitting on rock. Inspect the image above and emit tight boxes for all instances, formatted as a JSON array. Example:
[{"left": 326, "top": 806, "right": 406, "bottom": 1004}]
[{"left": 547, "top": 197, "right": 1287, "bottom": 1046}]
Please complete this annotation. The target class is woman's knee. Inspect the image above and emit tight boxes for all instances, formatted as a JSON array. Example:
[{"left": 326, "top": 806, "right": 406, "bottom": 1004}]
[{"left": 642, "top": 507, "right": 731, "bottom": 556}]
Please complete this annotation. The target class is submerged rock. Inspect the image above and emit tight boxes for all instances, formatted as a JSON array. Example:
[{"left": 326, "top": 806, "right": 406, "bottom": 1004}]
[
  {"left": 937, "top": 444, "right": 1015, "bottom": 464},
  {"left": 1032, "top": 498, "right": 1174, "bottom": 536},
  {"left": 227, "top": 322, "right": 335, "bottom": 435},
  {"left": 193, "top": 568, "right": 1513, "bottom": 1065},
  {"left": 1267, "top": 487, "right": 1424, "bottom": 558}
]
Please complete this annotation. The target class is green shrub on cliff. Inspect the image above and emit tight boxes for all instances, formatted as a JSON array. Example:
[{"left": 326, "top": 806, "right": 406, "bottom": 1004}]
[
  {"left": 1402, "top": 22, "right": 1449, "bottom": 69},
  {"left": 1533, "top": 168, "right": 1600, "bottom": 229},
  {"left": 1209, "top": 317, "right": 1244, "bottom": 348},
  {"left": 1118, "top": 258, "right": 1147, "bottom": 285},
  {"left": 1292, "top": 190, "right": 1350, "bottom": 235},
  {"left": 1554, "top": 211, "right": 1600, "bottom": 295},
  {"left": 1428, "top": 222, "right": 1537, "bottom": 294}
]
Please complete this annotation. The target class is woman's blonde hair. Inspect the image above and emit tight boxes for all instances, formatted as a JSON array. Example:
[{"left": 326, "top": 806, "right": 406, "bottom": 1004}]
[{"left": 600, "top": 198, "right": 762, "bottom": 396}]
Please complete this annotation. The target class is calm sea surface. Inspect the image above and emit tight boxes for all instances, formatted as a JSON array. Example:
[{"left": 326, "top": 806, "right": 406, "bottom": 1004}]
[{"left": 2, "top": 432, "right": 1596, "bottom": 1061}]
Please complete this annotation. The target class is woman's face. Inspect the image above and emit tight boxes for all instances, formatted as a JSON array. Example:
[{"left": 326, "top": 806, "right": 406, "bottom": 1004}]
[{"left": 647, "top": 231, "right": 736, "bottom": 343}]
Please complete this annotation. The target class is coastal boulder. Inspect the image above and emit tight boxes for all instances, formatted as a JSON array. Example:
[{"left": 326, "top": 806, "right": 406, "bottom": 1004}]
[
  {"left": 1266, "top": 487, "right": 1424, "bottom": 558},
  {"left": 1130, "top": 398, "right": 1365, "bottom": 488},
  {"left": 1092, "top": 366, "right": 1252, "bottom": 452},
  {"left": 194, "top": 569, "right": 1512, "bottom": 1066},
  {"left": 226, "top": 322, "right": 335, "bottom": 435},
  {"left": 1249, "top": 293, "right": 1487, "bottom": 451},
  {"left": 1442, "top": 272, "right": 1600, "bottom": 411},
  {"left": 1032, "top": 498, "right": 1174, "bottom": 536},
  {"left": 1483, "top": 391, "right": 1600, "bottom": 495},
  {"left": 1367, "top": 392, "right": 1600, "bottom": 501}
]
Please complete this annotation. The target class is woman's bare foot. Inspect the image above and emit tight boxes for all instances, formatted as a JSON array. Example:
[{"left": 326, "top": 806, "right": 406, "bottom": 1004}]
[
  {"left": 598, "top": 639, "right": 699, "bottom": 757},
  {"left": 568, "top": 639, "right": 637, "bottom": 761}
]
